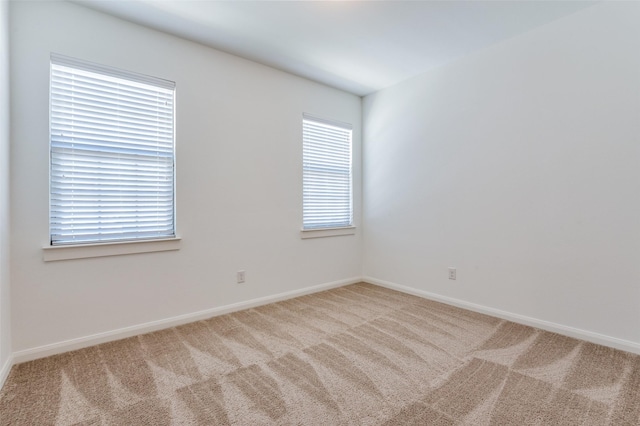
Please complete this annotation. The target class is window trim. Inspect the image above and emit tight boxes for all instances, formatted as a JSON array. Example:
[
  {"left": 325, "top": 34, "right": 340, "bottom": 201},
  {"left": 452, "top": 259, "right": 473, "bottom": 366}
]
[
  {"left": 42, "top": 237, "right": 181, "bottom": 262},
  {"left": 49, "top": 54, "right": 177, "bottom": 247},
  {"left": 300, "top": 226, "right": 356, "bottom": 239},
  {"left": 302, "top": 113, "right": 354, "bottom": 233}
]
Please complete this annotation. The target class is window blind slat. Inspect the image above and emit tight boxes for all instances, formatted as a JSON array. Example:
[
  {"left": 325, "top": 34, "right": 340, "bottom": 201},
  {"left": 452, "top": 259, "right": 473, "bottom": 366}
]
[
  {"left": 302, "top": 115, "right": 353, "bottom": 230},
  {"left": 50, "top": 56, "right": 176, "bottom": 245}
]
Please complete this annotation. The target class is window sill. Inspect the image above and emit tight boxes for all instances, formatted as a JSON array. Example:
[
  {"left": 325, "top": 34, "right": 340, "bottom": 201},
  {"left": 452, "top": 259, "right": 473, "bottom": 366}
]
[
  {"left": 300, "top": 226, "right": 356, "bottom": 239},
  {"left": 42, "top": 237, "right": 182, "bottom": 262}
]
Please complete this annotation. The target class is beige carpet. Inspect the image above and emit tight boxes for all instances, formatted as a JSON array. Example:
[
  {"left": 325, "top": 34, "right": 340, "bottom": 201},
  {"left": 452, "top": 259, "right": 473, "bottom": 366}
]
[{"left": 1, "top": 283, "right": 639, "bottom": 425}]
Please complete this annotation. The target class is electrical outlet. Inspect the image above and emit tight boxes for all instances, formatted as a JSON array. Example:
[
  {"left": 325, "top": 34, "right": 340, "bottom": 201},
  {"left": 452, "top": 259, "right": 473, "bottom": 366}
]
[
  {"left": 237, "top": 270, "right": 245, "bottom": 283},
  {"left": 448, "top": 267, "right": 456, "bottom": 280}
]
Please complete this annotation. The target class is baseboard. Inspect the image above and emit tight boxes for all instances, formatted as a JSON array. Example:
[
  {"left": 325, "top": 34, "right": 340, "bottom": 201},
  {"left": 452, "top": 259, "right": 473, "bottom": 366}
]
[
  {"left": 364, "top": 276, "right": 640, "bottom": 355},
  {"left": 12, "top": 276, "right": 362, "bottom": 364},
  {"left": 14, "top": 274, "right": 637, "bottom": 367},
  {"left": 0, "top": 354, "right": 13, "bottom": 391}
]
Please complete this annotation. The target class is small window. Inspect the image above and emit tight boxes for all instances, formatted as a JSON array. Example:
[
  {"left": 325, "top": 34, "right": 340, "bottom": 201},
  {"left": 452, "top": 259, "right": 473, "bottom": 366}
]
[
  {"left": 49, "top": 54, "right": 176, "bottom": 245},
  {"left": 302, "top": 114, "right": 353, "bottom": 230}
]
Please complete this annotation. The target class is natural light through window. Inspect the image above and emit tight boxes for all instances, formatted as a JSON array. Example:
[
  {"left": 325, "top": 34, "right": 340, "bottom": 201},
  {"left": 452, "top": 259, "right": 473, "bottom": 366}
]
[
  {"left": 302, "top": 114, "right": 353, "bottom": 231},
  {"left": 49, "top": 54, "right": 176, "bottom": 245}
]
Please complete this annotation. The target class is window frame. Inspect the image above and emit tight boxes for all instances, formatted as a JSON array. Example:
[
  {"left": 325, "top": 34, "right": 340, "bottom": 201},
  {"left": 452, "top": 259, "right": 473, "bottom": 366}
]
[
  {"left": 48, "top": 54, "right": 177, "bottom": 251},
  {"left": 301, "top": 113, "right": 355, "bottom": 238}
]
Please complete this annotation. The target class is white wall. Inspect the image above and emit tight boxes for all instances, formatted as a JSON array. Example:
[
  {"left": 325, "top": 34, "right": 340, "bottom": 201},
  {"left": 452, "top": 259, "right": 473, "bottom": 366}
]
[
  {"left": 10, "top": 1, "right": 361, "bottom": 354},
  {"left": 363, "top": 2, "right": 640, "bottom": 349},
  {"left": 0, "top": 0, "right": 12, "bottom": 375}
]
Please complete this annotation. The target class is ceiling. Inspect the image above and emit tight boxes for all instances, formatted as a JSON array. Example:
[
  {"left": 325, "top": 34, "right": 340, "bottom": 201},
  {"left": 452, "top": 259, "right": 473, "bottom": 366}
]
[{"left": 74, "top": 1, "right": 597, "bottom": 96}]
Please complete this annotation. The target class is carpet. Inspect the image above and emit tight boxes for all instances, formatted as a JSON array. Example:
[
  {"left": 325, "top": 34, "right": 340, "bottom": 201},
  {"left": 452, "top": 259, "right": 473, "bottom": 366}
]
[{"left": 1, "top": 282, "right": 638, "bottom": 425}]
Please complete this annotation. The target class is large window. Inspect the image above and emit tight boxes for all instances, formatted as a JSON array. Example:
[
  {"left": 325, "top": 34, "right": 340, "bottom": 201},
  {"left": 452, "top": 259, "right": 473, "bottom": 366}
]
[
  {"left": 49, "top": 54, "right": 176, "bottom": 245},
  {"left": 302, "top": 114, "right": 353, "bottom": 230}
]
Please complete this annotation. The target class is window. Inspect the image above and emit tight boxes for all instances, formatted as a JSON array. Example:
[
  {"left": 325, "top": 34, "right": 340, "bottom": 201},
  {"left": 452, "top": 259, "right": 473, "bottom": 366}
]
[
  {"left": 302, "top": 114, "right": 353, "bottom": 230},
  {"left": 49, "top": 54, "right": 176, "bottom": 245}
]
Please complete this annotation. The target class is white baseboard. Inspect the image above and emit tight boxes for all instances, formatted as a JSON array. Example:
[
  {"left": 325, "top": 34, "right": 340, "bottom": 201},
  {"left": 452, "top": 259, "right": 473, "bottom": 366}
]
[
  {"left": 0, "top": 354, "right": 13, "bottom": 391},
  {"left": 12, "top": 277, "right": 362, "bottom": 364},
  {"left": 11, "top": 274, "right": 637, "bottom": 371},
  {"left": 364, "top": 276, "right": 640, "bottom": 356}
]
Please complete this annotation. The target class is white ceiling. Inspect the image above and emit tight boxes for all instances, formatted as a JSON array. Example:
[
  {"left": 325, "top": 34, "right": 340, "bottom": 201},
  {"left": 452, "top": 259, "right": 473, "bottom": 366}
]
[{"left": 74, "top": 1, "right": 597, "bottom": 96}]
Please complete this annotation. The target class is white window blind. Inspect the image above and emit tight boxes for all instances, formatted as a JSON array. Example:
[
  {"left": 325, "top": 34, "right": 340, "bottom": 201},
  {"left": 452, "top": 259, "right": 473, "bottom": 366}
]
[
  {"left": 303, "top": 114, "right": 353, "bottom": 230},
  {"left": 50, "top": 54, "right": 176, "bottom": 245}
]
